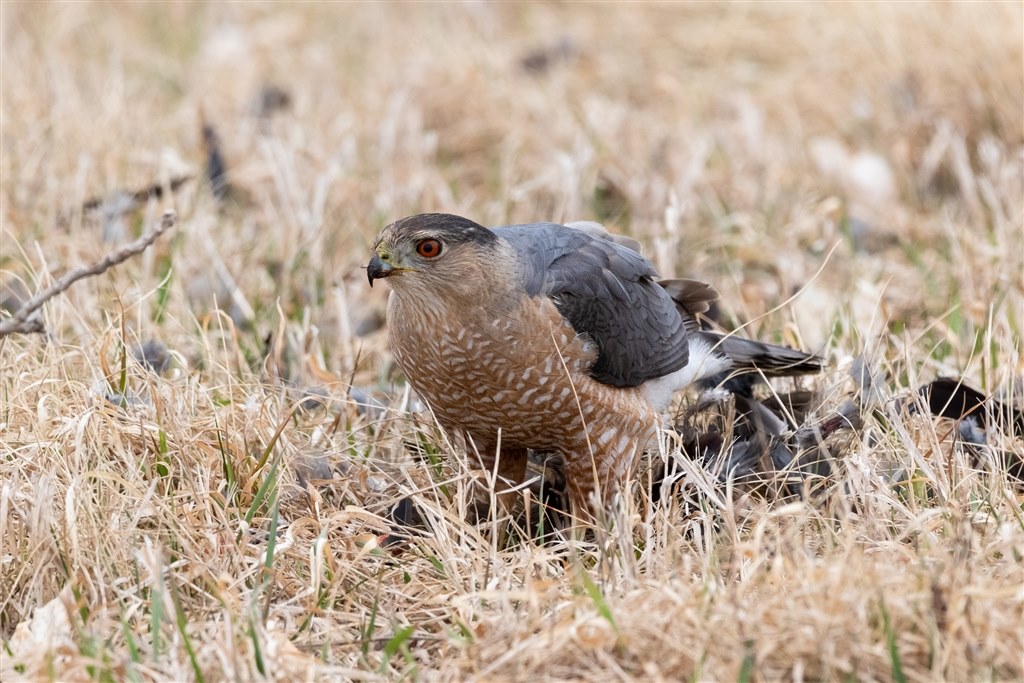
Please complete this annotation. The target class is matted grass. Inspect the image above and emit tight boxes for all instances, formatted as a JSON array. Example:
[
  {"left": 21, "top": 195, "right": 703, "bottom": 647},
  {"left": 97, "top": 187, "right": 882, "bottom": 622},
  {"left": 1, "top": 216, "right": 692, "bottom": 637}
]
[{"left": 2, "top": 3, "right": 1022, "bottom": 681}]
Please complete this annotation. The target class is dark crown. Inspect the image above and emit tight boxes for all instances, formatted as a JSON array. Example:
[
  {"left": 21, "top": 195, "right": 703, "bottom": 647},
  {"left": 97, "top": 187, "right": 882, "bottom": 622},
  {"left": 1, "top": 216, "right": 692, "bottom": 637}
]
[{"left": 390, "top": 213, "right": 498, "bottom": 246}]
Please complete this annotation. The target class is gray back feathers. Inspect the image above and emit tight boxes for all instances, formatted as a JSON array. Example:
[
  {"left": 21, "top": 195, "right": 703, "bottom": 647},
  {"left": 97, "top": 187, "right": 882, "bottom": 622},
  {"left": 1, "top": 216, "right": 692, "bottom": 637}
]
[{"left": 496, "top": 223, "right": 691, "bottom": 388}]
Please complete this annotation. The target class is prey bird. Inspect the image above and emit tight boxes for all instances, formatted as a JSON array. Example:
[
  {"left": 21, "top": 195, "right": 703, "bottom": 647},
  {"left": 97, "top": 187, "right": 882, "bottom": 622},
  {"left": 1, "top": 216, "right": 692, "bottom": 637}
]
[{"left": 367, "top": 213, "right": 822, "bottom": 519}]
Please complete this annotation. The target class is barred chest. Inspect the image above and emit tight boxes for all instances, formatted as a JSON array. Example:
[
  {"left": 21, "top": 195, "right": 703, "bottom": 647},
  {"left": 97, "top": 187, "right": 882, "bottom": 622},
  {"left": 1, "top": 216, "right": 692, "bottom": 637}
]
[{"left": 387, "top": 294, "right": 595, "bottom": 444}]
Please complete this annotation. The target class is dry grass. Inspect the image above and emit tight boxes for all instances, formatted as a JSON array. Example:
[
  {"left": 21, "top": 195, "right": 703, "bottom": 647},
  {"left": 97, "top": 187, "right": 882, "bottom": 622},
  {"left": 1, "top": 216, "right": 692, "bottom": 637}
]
[{"left": 2, "top": 2, "right": 1022, "bottom": 681}]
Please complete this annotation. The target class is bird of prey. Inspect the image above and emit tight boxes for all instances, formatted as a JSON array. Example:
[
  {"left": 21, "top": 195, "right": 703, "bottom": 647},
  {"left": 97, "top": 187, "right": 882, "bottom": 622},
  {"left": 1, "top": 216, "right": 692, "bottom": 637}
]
[{"left": 367, "top": 213, "right": 822, "bottom": 519}]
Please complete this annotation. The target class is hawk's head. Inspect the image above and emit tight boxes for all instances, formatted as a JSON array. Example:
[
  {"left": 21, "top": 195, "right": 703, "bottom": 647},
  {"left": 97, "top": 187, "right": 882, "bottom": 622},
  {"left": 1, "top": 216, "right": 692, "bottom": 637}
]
[{"left": 368, "top": 214, "right": 500, "bottom": 295}]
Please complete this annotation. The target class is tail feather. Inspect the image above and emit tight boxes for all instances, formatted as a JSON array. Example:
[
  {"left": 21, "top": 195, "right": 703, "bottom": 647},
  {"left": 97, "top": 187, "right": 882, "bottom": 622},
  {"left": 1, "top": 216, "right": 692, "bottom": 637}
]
[
  {"left": 700, "top": 331, "right": 824, "bottom": 377},
  {"left": 659, "top": 276, "right": 822, "bottom": 379}
]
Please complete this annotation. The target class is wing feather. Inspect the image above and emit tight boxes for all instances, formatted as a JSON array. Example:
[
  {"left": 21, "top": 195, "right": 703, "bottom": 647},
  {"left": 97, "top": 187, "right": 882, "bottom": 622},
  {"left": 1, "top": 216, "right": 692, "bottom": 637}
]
[{"left": 495, "top": 223, "right": 690, "bottom": 388}]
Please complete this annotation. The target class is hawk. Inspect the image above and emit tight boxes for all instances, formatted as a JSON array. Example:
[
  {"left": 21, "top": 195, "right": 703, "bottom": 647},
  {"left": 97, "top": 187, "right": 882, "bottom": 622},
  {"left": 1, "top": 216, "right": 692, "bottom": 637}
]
[{"left": 368, "top": 213, "right": 821, "bottom": 519}]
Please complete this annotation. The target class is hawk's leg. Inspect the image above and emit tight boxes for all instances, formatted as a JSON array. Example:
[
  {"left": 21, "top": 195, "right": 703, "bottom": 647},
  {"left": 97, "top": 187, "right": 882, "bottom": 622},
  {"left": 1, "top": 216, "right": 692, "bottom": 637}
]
[
  {"left": 562, "top": 440, "right": 639, "bottom": 521},
  {"left": 563, "top": 456, "right": 606, "bottom": 521},
  {"left": 472, "top": 445, "right": 529, "bottom": 522}
]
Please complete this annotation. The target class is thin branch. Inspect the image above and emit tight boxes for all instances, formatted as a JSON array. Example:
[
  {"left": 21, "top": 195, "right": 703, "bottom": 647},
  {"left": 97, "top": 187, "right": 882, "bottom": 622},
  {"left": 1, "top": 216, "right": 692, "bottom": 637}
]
[{"left": 0, "top": 210, "right": 178, "bottom": 338}]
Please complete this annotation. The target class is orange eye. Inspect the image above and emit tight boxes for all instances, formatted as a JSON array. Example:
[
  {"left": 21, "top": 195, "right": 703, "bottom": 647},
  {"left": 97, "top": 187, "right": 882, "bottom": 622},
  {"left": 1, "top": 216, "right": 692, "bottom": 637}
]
[{"left": 416, "top": 239, "right": 442, "bottom": 258}]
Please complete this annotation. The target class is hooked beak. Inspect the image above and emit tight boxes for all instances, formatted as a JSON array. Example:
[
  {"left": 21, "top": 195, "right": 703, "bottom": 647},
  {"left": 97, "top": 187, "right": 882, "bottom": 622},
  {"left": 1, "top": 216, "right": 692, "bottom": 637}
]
[
  {"left": 366, "top": 254, "right": 392, "bottom": 287},
  {"left": 364, "top": 255, "right": 387, "bottom": 288}
]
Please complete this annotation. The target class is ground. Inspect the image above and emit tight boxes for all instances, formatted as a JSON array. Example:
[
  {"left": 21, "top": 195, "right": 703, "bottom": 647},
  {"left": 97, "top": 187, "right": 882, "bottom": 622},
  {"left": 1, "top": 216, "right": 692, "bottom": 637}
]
[{"left": 1, "top": 3, "right": 1022, "bottom": 681}]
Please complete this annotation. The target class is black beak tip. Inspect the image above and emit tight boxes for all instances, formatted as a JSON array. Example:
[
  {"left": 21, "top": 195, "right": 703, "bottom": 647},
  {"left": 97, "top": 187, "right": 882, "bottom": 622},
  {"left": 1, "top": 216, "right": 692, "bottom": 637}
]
[{"left": 367, "top": 254, "right": 390, "bottom": 287}]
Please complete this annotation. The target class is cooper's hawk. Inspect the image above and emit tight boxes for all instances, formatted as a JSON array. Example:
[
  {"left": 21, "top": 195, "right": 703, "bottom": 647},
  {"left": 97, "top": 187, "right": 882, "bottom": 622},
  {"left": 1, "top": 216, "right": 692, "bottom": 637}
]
[{"left": 368, "top": 213, "right": 821, "bottom": 519}]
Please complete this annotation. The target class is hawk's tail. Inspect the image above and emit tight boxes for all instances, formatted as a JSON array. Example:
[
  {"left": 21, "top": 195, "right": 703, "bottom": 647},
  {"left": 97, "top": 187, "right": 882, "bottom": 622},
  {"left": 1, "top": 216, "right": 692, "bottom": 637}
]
[{"left": 700, "top": 331, "right": 824, "bottom": 377}]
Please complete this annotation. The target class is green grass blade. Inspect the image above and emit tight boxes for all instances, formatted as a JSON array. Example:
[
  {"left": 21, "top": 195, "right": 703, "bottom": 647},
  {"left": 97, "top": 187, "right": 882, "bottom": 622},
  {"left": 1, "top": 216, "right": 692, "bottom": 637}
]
[{"left": 880, "top": 599, "right": 907, "bottom": 683}]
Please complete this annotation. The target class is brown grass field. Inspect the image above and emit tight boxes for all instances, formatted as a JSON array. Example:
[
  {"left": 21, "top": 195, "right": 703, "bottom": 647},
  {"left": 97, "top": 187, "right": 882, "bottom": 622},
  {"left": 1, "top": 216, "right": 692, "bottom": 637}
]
[{"left": 2, "top": 2, "right": 1022, "bottom": 681}]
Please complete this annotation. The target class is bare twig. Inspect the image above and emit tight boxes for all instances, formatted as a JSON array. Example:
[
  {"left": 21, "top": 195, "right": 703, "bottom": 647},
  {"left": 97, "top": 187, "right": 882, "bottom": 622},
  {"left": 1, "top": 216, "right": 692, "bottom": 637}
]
[{"left": 0, "top": 210, "right": 178, "bottom": 337}]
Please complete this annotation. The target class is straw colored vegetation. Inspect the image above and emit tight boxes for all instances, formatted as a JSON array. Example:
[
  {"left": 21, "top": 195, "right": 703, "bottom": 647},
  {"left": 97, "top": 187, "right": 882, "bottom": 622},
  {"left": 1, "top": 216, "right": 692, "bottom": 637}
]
[{"left": 2, "top": 3, "right": 1022, "bottom": 681}]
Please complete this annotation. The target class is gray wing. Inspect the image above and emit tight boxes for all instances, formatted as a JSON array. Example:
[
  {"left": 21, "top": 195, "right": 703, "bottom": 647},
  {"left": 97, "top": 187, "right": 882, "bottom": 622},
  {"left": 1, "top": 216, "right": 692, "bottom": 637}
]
[{"left": 494, "top": 223, "right": 690, "bottom": 388}]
